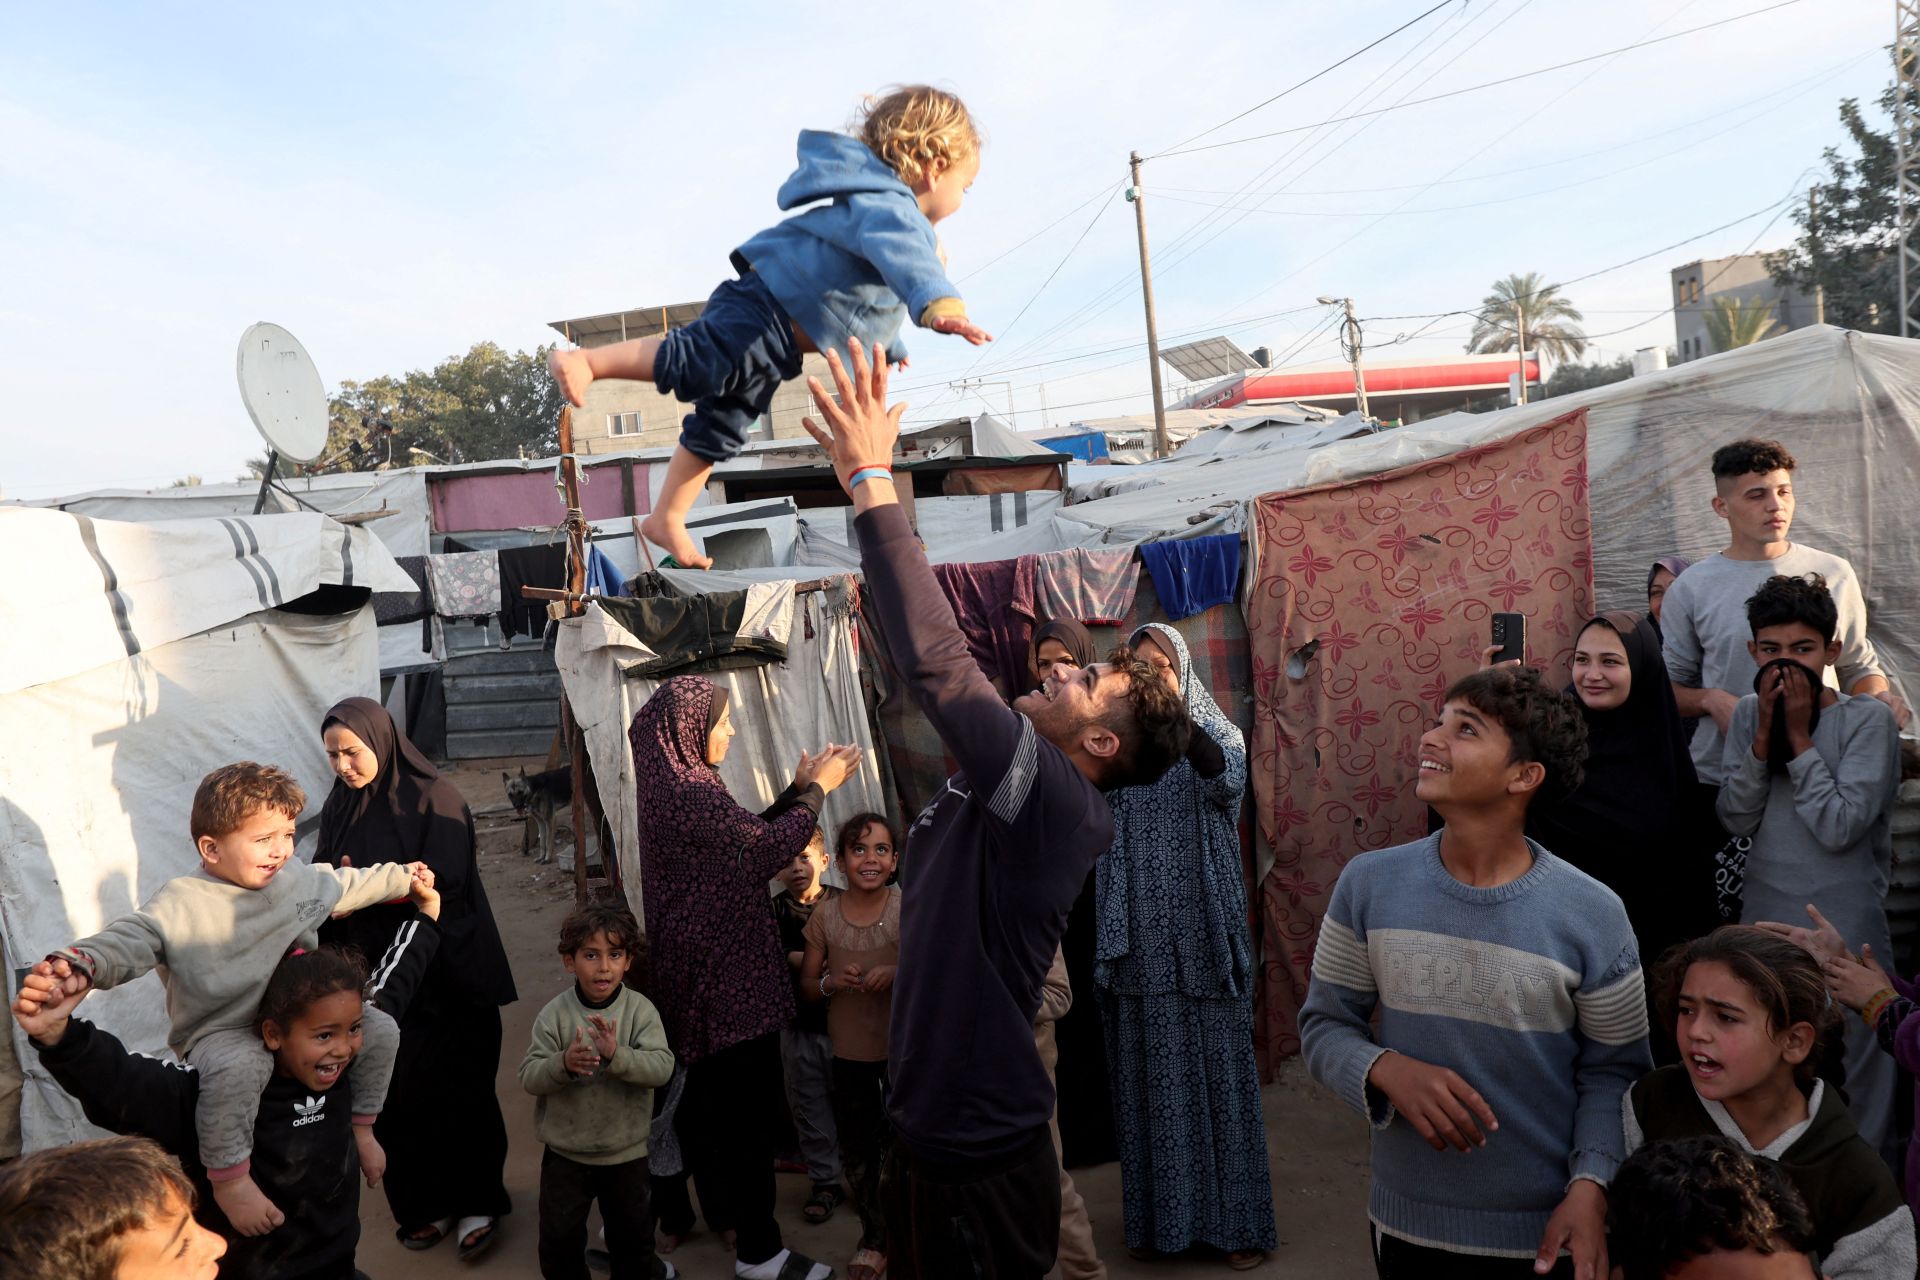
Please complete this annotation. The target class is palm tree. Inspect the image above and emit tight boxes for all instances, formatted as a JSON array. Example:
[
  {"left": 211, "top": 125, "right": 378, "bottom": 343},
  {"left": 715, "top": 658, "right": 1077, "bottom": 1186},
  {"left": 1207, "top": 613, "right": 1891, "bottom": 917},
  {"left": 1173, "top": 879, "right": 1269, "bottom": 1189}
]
[
  {"left": 1466, "top": 272, "right": 1589, "bottom": 365},
  {"left": 1703, "top": 295, "right": 1781, "bottom": 353}
]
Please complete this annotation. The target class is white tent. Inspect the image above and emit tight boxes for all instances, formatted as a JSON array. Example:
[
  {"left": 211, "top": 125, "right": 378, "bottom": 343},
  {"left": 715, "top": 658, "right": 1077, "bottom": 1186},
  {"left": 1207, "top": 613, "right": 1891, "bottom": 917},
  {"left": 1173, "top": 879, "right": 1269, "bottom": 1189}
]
[
  {"left": 19, "top": 469, "right": 436, "bottom": 673},
  {"left": 0, "top": 508, "right": 410, "bottom": 1152}
]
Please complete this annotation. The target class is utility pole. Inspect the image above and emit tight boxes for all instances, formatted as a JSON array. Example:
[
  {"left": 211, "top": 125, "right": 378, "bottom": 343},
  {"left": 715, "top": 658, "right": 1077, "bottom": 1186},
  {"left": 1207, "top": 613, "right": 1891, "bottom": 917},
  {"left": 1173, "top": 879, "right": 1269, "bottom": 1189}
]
[
  {"left": 1515, "top": 298, "right": 1529, "bottom": 406},
  {"left": 1319, "top": 295, "right": 1372, "bottom": 423},
  {"left": 1127, "top": 151, "right": 1171, "bottom": 459}
]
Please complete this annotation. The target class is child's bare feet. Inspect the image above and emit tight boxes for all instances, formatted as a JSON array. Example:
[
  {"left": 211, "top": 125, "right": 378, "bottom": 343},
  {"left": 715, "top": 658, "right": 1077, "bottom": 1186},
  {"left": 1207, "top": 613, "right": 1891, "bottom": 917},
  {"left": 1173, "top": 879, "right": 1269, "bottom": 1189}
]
[
  {"left": 212, "top": 1173, "right": 286, "bottom": 1236},
  {"left": 640, "top": 511, "right": 713, "bottom": 570},
  {"left": 548, "top": 348, "right": 595, "bottom": 408},
  {"left": 354, "top": 1124, "right": 387, "bottom": 1186}
]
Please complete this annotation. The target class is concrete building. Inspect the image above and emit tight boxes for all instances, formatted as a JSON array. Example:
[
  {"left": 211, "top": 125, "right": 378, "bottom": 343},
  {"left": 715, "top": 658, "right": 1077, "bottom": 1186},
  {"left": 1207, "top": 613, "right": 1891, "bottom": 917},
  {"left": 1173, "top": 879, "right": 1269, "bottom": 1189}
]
[
  {"left": 1670, "top": 254, "right": 1820, "bottom": 363},
  {"left": 547, "top": 302, "right": 831, "bottom": 456}
]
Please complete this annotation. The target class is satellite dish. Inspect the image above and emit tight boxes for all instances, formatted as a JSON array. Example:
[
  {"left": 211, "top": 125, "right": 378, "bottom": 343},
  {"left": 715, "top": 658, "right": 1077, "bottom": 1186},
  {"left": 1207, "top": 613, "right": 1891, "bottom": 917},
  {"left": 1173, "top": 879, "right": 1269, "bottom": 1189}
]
[{"left": 236, "top": 322, "right": 328, "bottom": 463}]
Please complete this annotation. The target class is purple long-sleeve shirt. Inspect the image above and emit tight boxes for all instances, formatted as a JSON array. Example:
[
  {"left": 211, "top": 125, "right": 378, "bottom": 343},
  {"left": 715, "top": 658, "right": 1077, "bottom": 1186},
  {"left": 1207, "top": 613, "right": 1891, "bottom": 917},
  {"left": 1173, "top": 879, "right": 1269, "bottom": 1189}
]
[{"left": 856, "top": 503, "right": 1115, "bottom": 1161}]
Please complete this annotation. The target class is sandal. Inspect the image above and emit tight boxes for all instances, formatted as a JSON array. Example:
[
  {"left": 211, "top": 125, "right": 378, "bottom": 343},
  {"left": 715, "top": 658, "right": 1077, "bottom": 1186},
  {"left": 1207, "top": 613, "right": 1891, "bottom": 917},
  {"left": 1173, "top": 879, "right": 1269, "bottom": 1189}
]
[
  {"left": 456, "top": 1215, "right": 499, "bottom": 1262},
  {"left": 1226, "top": 1250, "right": 1267, "bottom": 1271},
  {"left": 398, "top": 1217, "right": 454, "bottom": 1251},
  {"left": 849, "top": 1246, "right": 887, "bottom": 1280},
  {"left": 802, "top": 1183, "right": 845, "bottom": 1224}
]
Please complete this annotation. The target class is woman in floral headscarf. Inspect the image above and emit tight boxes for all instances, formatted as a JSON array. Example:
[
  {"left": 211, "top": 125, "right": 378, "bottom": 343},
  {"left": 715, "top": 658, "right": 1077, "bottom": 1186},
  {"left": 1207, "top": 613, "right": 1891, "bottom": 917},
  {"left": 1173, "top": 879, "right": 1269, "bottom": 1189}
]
[
  {"left": 1096, "top": 624, "right": 1275, "bottom": 1268},
  {"left": 629, "top": 675, "right": 858, "bottom": 1280}
]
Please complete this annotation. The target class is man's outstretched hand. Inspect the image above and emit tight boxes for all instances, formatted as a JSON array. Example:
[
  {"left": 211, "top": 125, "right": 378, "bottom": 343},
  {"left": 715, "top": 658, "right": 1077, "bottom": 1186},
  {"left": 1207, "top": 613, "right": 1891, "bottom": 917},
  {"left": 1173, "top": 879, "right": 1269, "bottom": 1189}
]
[{"left": 801, "top": 343, "right": 906, "bottom": 507}]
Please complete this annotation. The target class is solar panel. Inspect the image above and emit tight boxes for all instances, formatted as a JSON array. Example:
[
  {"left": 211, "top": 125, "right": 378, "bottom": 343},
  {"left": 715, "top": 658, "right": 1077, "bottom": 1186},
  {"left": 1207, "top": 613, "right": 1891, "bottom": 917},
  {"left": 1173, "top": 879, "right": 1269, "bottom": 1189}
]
[{"left": 1160, "top": 336, "right": 1257, "bottom": 382}]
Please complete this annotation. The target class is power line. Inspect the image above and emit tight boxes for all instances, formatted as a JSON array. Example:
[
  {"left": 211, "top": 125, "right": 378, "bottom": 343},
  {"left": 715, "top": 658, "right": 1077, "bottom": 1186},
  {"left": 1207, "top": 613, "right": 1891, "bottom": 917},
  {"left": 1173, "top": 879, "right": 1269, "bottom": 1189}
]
[
  {"left": 1150, "top": 0, "right": 1809, "bottom": 159},
  {"left": 1145, "top": 47, "right": 1874, "bottom": 200},
  {"left": 1155, "top": 0, "right": 1463, "bottom": 155},
  {"left": 960, "top": 189, "right": 1120, "bottom": 374},
  {"left": 978, "top": 0, "right": 1497, "bottom": 374}
]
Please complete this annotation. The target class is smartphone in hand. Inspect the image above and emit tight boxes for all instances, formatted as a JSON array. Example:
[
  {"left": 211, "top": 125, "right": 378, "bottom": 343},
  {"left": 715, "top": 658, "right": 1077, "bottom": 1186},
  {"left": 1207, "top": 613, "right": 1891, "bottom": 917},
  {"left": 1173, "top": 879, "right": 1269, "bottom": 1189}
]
[{"left": 1490, "top": 612, "right": 1526, "bottom": 667}]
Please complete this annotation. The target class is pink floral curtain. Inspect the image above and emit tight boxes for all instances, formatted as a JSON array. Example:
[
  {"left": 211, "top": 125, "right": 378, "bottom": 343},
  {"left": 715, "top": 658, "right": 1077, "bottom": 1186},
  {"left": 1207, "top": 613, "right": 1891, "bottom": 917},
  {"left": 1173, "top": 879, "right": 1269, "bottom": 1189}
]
[{"left": 1246, "top": 413, "right": 1593, "bottom": 1062}]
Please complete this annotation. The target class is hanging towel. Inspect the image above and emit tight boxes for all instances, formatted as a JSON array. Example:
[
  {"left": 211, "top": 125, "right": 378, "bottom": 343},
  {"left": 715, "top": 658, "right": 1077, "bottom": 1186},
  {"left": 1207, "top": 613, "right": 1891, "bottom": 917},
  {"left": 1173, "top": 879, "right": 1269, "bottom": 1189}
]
[
  {"left": 497, "top": 542, "right": 570, "bottom": 638},
  {"left": 931, "top": 556, "right": 1038, "bottom": 696},
  {"left": 1031, "top": 546, "right": 1140, "bottom": 626},
  {"left": 585, "top": 545, "right": 629, "bottom": 597},
  {"left": 425, "top": 550, "right": 501, "bottom": 620},
  {"left": 1137, "top": 534, "right": 1241, "bottom": 622},
  {"left": 373, "top": 555, "right": 431, "bottom": 626}
]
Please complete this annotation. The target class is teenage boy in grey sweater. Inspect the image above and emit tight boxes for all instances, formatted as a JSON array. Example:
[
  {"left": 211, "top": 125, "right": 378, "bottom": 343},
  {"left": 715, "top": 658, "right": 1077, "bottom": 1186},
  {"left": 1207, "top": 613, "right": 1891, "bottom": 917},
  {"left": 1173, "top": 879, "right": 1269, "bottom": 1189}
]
[
  {"left": 14, "top": 762, "right": 430, "bottom": 1238},
  {"left": 1661, "top": 438, "right": 1904, "bottom": 786},
  {"left": 1720, "top": 572, "right": 1902, "bottom": 1157},
  {"left": 1302, "top": 667, "right": 1652, "bottom": 1279}
]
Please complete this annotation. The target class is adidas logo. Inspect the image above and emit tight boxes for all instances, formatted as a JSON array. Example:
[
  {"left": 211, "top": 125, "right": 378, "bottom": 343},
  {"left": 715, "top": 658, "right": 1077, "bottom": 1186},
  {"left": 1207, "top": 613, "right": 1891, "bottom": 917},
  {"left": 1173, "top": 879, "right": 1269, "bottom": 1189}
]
[{"left": 292, "top": 1095, "right": 327, "bottom": 1128}]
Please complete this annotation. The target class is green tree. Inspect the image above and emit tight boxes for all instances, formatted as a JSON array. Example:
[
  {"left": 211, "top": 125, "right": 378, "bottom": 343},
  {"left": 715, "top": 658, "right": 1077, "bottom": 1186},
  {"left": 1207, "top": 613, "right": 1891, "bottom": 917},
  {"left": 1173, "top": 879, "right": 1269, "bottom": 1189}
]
[
  {"left": 168, "top": 474, "right": 204, "bottom": 488},
  {"left": 303, "top": 342, "right": 564, "bottom": 474},
  {"left": 1704, "top": 296, "right": 1782, "bottom": 352},
  {"left": 1543, "top": 355, "right": 1634, "bottom": 399},
  {"left": 1466, "top": 272, "right": 1588, "bottom": 364},
  {"left": 1768, "top": 91, "right": 1898, "bottom": 331}
]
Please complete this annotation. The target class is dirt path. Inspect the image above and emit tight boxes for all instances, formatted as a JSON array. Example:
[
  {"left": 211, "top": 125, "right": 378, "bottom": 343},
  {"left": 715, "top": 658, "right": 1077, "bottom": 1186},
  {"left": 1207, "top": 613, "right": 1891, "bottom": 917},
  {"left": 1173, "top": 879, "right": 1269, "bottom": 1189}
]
[{"left": 352, "top": 758, "right": 1373, "bottom": 1279}]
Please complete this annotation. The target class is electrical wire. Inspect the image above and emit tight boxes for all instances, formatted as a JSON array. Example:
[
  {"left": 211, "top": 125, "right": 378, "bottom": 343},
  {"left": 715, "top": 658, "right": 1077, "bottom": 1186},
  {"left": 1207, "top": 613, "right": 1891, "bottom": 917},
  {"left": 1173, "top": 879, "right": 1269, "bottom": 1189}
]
[
  {"left": 1154, "top": 0, "right": 1463, "bottom": 156},
  {"left": 1150, "top": 0, "right": 1808, "bottom": 158}
]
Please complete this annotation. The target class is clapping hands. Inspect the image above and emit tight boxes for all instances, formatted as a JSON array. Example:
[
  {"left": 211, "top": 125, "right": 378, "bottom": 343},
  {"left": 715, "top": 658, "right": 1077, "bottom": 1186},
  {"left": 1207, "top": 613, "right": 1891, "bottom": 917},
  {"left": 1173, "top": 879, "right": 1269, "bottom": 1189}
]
[{"left": 794, "top": 744, "right": 863, "bottom": 795}]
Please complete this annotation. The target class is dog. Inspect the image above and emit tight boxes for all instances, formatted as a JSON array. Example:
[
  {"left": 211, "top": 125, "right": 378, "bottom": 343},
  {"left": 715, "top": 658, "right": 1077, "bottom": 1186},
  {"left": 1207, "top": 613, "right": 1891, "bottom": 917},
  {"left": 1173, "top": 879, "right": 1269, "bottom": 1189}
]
[{"left": 505, "top": 766, "right": 573, "bottom": 865}]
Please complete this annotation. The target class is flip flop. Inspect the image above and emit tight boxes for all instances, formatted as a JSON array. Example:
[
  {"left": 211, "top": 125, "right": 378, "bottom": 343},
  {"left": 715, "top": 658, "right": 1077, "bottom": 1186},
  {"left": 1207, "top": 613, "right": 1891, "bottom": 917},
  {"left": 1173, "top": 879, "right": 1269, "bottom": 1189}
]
[
  {"left": 398, "top": 1217, "right": 454, "bottom": 1251},
  {"left": 456, "top": 1215, "right": 499, "bottom": 1262}
]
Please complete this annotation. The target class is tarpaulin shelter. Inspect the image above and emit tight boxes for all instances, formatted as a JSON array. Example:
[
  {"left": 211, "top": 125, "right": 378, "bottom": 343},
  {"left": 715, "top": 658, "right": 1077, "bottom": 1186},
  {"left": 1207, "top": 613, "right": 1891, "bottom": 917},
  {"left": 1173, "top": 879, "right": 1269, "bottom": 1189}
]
[{"left": 0, "top": 507, "right": 407, "bottom": 1152}]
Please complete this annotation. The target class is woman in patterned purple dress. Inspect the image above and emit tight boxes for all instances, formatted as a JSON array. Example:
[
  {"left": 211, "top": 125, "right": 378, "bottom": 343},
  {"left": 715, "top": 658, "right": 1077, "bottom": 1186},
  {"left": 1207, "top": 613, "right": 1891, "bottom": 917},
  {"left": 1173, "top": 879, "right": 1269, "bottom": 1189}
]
[{"left": 629, "top": 675, "right": 859, "bottom": 1280}]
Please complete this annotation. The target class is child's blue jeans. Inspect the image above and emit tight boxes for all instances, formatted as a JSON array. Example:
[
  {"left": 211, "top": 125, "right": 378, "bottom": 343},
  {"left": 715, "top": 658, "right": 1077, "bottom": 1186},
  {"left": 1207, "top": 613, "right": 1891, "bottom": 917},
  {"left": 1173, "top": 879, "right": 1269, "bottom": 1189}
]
[{"left": 654, "top": 272, "right": 804, "bottom": 464}]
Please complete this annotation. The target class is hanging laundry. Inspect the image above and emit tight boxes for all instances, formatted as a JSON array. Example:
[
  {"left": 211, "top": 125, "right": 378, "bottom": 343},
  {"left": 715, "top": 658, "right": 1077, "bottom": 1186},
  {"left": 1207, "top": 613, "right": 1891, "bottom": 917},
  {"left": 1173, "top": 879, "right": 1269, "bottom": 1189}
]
[
  {"left": 1137, "top": 534, "right": 1241, "bottom": 622},
  {"left": 585, "top": 545, "right": 629, "bottom": 597},
  {"left": 425, "top": 550, "right": 501, "bottom": 620},
  {"left": 1031, "top": 546, "right": 1140, "bottom": 626},
  {"left": 931, "top": 556, "right": 1037, "bottom": 697},
  {"left": 497, "top": 542, "right": 570, "bottom": 638},
  {"left": 372, "top": 555, "right": 431, "bottom": 626},
  {"left": 596, "top": 581, "right": 796, "bottom": 678}
]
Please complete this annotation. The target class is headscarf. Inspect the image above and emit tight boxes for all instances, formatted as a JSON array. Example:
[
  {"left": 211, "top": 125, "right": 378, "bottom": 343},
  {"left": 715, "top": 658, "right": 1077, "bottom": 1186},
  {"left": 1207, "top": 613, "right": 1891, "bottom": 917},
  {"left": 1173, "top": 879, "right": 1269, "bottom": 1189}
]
[
  {"left": 628, "top": 678, "right": 766, "bottom": 864},
  {"left": 1095, "top": 623, "right": 1252, "bottom": 999},
  {"left": 1528, "top": 610, "right": 1697, "bottom": 871},
  {"left": 1029, "top": 618, "right": 1096, "bottom": 680},
  {"left": 628, "top": 675, "right": 802, "bottom": 1061},
  {"left": 317, "top": 697, "right": 448, "bottom": 866},
  {"left": 315, "top": 697, "right": 516, "bottom": 1007},
  {"left": 1647, "top": 555, "right": 1692, "bottom": 595}
]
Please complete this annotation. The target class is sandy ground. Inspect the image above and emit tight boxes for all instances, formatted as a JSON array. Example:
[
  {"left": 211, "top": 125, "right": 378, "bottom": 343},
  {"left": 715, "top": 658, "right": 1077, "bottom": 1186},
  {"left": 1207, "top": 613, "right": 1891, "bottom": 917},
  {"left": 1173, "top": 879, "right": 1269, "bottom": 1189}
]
[{"left": 352, "top": 758, "right": 1373, "bottom": 1280}]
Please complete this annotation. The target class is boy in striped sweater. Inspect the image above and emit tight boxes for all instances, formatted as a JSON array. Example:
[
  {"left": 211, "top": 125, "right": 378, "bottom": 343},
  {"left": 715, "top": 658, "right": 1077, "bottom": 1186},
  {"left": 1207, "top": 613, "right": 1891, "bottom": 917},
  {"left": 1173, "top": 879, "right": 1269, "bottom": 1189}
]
[{"left": 1302, "top": 667, "right": 1653, "bottom": 1279}]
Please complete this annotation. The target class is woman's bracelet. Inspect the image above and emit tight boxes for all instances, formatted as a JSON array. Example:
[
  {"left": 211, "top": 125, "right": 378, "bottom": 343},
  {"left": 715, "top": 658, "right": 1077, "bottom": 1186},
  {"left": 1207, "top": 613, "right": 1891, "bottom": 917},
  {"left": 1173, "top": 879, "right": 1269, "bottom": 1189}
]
[
  {"left": 1861, "top": 987, "right": 1898, "bottom": 1027},
  {"left": 818, "top": 973, "right": 832, "bottom": 998},
  {"left": 848, "top": 466, "right": 892, "bottom": 490}
]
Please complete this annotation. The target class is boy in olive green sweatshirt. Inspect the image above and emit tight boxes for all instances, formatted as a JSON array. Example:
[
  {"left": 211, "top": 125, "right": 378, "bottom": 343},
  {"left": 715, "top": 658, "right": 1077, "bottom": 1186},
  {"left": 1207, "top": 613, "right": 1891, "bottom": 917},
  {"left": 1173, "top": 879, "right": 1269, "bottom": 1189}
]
[{"left": 519, "top": 902, "right": 675, "bottom": 1280}]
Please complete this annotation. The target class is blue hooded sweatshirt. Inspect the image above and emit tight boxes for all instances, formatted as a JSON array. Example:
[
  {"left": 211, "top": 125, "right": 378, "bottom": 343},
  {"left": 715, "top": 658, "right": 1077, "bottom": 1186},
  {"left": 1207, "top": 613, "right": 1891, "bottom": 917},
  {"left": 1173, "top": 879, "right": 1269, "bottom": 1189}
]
[{"left": 731, "top": 130, "right": 963, "bottom": 366}]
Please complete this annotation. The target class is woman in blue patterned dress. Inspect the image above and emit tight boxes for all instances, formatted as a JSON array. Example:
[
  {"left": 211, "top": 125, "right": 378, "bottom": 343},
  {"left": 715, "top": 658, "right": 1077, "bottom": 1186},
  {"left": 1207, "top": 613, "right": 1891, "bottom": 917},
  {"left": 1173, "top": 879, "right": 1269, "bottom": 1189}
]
[{"left": 1097, "top": 622, "right": 1276, "bottom": 1268}]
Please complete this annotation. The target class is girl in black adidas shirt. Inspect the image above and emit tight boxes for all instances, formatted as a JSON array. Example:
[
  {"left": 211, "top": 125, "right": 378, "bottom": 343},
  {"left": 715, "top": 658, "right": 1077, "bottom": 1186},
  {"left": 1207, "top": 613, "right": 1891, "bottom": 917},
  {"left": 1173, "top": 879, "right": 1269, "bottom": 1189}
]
[{"left": 14, "top": 897, "right": 441, "bottom": 1280}]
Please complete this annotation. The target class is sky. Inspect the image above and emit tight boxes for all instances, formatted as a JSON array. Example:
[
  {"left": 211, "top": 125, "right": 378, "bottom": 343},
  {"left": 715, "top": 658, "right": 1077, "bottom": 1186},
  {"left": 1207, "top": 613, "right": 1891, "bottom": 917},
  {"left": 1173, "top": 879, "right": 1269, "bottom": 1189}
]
[{"left": 0, "top": 0, "right": 1891, "bottom": 499}]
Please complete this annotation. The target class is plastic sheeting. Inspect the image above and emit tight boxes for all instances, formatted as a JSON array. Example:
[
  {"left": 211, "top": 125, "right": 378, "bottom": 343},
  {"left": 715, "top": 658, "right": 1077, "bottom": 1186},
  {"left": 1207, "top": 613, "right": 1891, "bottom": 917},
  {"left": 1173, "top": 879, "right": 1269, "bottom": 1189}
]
[
  {"left": 16, "top": 472, "right": 437, "bottom": 674},
  {"left": 2, "top": 605, "right": 382, "bottom": 1152},
  {"left": 0, "top": 508, "right": 410, "bottom": 696},
  {"left": 553, "top": 582, "right": 890, "bottom": 925}
]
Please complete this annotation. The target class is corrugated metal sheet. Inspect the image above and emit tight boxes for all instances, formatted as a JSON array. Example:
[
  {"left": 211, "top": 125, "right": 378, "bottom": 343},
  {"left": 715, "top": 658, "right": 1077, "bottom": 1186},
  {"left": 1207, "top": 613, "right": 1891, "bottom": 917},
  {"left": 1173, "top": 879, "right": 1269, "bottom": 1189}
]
[{"left": 441, "top": 621, "right": 561, "bottom": 759}]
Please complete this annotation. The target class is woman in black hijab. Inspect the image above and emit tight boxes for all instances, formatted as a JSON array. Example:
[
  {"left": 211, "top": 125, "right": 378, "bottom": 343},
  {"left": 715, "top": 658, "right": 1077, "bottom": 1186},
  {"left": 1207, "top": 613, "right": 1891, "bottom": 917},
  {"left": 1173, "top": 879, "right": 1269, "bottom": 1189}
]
[
  {"left": 1525, "top": 612, "right": 1718, "bottom": 1061},
  {"left": 316, "top": 697, "right": 516, "bottom": 1261}
]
